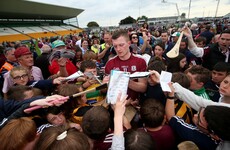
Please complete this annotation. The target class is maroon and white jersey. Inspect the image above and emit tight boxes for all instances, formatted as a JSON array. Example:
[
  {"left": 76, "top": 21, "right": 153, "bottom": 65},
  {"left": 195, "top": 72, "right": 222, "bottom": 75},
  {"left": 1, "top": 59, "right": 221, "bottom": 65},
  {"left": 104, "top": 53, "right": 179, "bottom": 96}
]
[{"left": 105, "top": 54, "right": 147, "bottom": 100}]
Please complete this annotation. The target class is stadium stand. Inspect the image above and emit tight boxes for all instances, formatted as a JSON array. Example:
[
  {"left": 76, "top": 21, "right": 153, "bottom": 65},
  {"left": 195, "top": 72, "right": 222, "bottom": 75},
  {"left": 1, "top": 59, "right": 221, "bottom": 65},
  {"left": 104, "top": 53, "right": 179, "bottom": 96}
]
[{"left": 0, "top": 0, "right": 84, "bottom": 43}]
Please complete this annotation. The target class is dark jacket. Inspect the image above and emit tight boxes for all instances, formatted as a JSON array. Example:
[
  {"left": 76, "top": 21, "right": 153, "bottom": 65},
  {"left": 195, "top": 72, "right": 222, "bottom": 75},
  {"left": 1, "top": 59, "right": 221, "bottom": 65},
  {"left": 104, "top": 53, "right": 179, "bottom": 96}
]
[
  {"left": 202, "top": 43, "right": 229, "bottom": 70},
  {"left": 0, "top": 96, "right": 43, "bottom": 121}
]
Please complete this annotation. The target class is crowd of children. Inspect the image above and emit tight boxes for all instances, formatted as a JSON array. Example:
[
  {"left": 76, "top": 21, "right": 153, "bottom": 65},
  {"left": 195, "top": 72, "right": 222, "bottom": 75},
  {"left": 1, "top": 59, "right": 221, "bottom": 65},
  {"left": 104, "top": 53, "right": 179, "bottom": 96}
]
[{"left": 0, "top": 22, "right": 229, "bottom": 150}]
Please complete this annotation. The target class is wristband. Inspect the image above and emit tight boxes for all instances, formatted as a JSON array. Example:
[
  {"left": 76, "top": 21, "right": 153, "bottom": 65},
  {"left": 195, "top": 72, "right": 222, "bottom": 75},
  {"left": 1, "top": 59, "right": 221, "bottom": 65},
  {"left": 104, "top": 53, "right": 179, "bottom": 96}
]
[{"left": 167, "top": 96, "right": 175, "bottom": 99}]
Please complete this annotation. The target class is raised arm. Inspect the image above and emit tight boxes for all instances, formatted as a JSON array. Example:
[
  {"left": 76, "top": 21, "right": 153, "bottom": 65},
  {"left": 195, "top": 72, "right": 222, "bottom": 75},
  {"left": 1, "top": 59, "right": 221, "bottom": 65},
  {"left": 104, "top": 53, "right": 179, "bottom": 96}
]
[
  {"left": 165, "top": 82, "right": 176, "bottom": 121},
  {"left": 111, "top": 93, "right": 127, "bottom": 150},
  {"left": 173, "top": 82, "right": 230, "bottom": 111},
  {"left": 183, "top": 26, "right": 204, "bottom": 57}
]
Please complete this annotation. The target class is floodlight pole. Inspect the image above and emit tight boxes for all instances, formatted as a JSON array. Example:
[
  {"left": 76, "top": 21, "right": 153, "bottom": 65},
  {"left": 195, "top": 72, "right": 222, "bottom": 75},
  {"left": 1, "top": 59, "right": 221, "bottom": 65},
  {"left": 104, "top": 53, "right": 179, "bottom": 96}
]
[
  {"left": 215, "top": 0, "right": 220, "bottom": 18},
  {"left": 161, "top": 0, "right": 180, "bottom": 18},
  {"left": 188, "top": 0, "right": 191, "bottom": 19},
  {"left": 76, "top": 17, "right": 79, "bottom": 27}
]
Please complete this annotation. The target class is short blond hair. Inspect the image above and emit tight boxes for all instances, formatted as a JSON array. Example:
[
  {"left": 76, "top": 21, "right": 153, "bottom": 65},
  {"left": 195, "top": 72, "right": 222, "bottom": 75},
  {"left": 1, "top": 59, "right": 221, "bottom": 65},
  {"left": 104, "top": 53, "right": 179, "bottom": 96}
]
[{"left": 177, "top": 141, "right": 199, "bottom": 150}]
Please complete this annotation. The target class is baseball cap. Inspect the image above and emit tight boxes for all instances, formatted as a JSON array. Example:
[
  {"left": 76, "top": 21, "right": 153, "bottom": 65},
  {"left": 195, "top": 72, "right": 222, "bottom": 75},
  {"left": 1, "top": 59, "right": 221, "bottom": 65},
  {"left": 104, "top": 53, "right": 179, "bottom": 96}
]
[
  {"left": 172, "top": 32, "right": 181, "bottom": 37},
  {"left": 52, "top": 40, "right": 65, "bottom": 49},
  {"left": 14, "top": 47, "right": 32, "bottom": 58}
]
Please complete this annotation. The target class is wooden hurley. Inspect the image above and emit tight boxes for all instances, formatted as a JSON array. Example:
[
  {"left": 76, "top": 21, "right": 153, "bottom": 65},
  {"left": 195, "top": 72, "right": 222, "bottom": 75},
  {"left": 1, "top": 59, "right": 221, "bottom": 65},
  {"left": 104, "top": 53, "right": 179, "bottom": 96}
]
[{"left": 166, "top": 31, "right": 184, "bottom": 58}]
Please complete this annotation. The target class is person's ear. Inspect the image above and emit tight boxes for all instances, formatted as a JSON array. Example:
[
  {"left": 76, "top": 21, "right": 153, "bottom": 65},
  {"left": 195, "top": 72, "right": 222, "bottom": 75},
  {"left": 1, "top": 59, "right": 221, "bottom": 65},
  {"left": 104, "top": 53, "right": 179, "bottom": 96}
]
[
  {"left": 128, "top": 40, "right": 131, "bottom": 46},
  {"left": 198, "top": 82, "right": 204, "bottom": 87}
]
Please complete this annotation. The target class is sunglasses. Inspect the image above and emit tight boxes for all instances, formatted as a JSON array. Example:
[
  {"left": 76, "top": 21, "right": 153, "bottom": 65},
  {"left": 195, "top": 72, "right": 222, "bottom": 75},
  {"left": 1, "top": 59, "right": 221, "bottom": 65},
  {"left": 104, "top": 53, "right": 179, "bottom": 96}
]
[{"left": 132, "top": 36, "right": 138, "bottom": 39}]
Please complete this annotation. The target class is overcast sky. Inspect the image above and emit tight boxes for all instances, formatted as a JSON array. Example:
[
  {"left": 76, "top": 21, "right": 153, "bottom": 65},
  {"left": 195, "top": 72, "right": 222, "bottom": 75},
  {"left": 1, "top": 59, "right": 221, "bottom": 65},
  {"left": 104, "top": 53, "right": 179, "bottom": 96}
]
[{"left": 29, "top": 0, "right": 229, "bottom": 27}]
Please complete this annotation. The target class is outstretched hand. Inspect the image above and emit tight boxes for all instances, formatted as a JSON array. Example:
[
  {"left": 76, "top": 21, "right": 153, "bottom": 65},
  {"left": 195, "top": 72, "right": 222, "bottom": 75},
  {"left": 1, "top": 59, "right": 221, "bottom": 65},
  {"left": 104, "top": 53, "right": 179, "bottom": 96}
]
[
  {"left": 30, "top": 95, "right": 67, "bottom": 107},
  {"left": 53, "top": 77, "right": 66, "bottom": 84},
  {"left": 114, "top": 93, "right": 127, "bottom": 117}
]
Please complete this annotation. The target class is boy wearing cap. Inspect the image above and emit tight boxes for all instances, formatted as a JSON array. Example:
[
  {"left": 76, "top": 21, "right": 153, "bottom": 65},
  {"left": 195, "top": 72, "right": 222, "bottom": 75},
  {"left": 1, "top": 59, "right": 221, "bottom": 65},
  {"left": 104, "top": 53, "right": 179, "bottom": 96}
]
[
  {"left": 2, "top": 46, "right": 43, "bottom": 99},
  {"left": 171, "top": 32, "right": 180, "bottom": 44}
]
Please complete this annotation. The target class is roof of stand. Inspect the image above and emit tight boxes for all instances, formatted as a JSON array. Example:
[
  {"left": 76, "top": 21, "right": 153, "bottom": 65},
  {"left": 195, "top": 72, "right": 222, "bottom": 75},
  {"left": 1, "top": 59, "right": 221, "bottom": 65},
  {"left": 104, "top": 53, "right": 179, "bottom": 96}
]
[{"left": 0, "top": 0, "right": 84, "bottom": 20}]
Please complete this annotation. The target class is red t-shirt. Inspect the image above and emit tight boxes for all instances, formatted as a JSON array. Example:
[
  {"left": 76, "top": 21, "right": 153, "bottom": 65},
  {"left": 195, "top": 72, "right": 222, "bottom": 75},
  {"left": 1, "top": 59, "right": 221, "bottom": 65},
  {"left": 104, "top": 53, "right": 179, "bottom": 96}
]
[
  {"left": 49, "top": 59, "right": 77, "bottom": 75},
  {"left": 139, "top": 125, "right": 176, "bottom": 150}
]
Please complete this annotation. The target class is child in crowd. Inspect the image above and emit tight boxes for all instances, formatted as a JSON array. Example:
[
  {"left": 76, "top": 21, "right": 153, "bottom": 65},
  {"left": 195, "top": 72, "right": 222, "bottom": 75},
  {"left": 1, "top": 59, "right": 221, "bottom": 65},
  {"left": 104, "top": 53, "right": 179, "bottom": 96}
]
[
  {"left": 0, "top": 117, "right": 39, "bottom": 150},
  {"left": 41, "top": 106, "right": 82, "bottom": 131},
  {"left": 7, "top": 85, "right": 43, "bottom": 101},
  {"left": 204, "top": 62, "right": 230, "bottom": 102},
  {"left": 167, "top": 53, "right": 188, "bottom": 73},
  {"left": 177, "top": 141, "right": 199, "bottom": 150},
  {"left": 56, "top": 83, "right": 92, "bottom": 124},
  {"left": 9, "top": 66, "right": 64, "bottom": 94},
  {"left": 141, "top": 60, "right": 167, "bottom": 105},
  {"left": 82, "top": 106, "right": 112, "bottom": 150},
  {"left": 124, "top": 129, "right": 156, "bottom": 150},
  {"left": 35, "top": 126, "right": 90, "bottom": 150},
  {"left": 139, "top": 98, "right": 176, "bottom": 150},
  {"left": 185, "top": 65, "right": 211, "bottom": 100},
  {"left": 80, "top": 60, "right": 106, "bottom": 105}
]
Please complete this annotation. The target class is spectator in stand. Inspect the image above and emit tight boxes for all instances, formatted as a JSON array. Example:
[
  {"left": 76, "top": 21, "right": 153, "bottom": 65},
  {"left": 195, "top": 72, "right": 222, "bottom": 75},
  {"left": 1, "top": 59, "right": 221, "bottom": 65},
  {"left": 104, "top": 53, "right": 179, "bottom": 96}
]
[
  {"left": 184, "top": 27, "right": 230, "bottom": 70},
  {"left": 35, "top": 44, "right": 52, "bottom": 79},
  {"left": 2, "top": 46, "right": 43, "bottom": 99}
]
